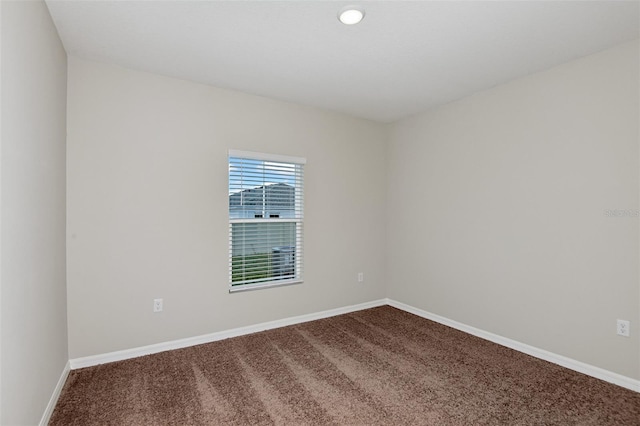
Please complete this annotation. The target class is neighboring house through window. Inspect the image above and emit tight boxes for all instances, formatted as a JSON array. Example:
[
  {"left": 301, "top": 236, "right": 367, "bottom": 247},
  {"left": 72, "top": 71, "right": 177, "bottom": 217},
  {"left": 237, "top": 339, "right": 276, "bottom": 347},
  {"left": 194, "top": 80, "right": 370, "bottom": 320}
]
[{"left": 228, "top": 150, "right": 305, "bottom": 292}]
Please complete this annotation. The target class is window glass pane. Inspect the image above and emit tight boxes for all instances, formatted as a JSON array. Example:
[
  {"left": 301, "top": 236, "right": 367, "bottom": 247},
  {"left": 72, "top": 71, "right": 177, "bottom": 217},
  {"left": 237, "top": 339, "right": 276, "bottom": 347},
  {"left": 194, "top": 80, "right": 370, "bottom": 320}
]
[
  {"left": 231, "top": 222, "right": 296, "bottom": 285},
  {"left": 229, "top": 157, "right": 300, "bottom": 219}
]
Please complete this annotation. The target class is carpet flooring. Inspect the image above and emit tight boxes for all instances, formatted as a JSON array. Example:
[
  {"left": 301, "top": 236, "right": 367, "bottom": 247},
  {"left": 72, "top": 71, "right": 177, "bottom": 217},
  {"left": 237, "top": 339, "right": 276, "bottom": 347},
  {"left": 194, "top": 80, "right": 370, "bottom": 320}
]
[{"left": 50, "top": 306, "right": 640, "bottom": 425}]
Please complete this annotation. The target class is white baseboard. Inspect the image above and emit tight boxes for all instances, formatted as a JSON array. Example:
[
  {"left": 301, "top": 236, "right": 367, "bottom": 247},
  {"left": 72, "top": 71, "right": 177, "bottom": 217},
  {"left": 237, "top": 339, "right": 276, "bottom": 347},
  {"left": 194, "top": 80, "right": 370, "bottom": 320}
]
[
  {"left": 39, "top": 360, "right": 71, "bottom": 426},
  {"left": 69, "top": 299, "right": 387, "bottom": 369},
  {"left": 386, "top": 298, "right": 640, "bottom": 393},
  {"left": 68, "top": 297, "right": 639, "bottom": 394}
]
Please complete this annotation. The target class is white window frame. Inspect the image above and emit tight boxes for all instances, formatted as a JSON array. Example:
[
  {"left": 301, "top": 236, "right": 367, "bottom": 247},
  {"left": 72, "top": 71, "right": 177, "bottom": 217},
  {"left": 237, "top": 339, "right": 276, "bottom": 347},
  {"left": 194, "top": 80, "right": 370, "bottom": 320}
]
[{"left": 228, "top": 149, "right": 305, "bottom": 293}]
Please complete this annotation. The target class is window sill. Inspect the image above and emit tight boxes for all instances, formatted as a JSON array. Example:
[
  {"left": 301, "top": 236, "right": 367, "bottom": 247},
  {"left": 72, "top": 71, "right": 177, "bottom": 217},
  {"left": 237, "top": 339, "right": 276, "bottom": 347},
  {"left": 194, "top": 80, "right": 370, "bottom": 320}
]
[{"left": 228, "top": 279, "right": 303, "bottom": 293}]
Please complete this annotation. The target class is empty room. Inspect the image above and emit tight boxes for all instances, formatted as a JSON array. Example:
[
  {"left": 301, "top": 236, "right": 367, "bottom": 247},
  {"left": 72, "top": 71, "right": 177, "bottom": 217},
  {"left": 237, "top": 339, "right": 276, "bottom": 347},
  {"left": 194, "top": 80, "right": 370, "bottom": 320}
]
[{"left": 1, "top": 0, "right": 639, "bottom": 424}]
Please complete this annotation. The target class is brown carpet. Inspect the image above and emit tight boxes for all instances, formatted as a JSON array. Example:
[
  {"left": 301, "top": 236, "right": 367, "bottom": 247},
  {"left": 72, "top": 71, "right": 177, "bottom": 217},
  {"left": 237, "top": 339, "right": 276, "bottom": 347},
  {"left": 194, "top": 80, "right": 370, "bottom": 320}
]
[{"left": 50, "top": 306, "right": 640, "bottom": 425}]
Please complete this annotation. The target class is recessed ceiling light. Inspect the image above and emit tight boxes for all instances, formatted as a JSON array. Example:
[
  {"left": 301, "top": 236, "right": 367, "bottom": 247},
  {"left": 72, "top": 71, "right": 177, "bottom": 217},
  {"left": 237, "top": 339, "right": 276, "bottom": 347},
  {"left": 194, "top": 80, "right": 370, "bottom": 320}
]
[{"left": 338, "top": 7, "right": 365, "bottom": 25}]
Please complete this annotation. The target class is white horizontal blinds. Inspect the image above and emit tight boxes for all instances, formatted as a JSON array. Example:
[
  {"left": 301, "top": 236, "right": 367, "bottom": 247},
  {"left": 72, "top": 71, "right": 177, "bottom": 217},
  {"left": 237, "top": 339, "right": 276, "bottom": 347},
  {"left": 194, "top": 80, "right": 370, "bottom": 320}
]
[{"left": 229, "top": 151, "right": 304, "bottom": 289}]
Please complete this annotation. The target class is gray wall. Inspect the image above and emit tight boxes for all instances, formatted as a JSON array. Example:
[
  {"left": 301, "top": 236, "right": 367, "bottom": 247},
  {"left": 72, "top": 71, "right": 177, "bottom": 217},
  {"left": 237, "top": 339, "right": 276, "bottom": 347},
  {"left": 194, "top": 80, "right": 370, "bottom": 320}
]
[
  {"left": 387, "top": 40, "right": 639, "bottom": 379},
  {"left": 0, "top": 1, "right": 69, "bottom": 424},
  {"left": 66, "top": 57, "right": 388, "bottom": 358}
]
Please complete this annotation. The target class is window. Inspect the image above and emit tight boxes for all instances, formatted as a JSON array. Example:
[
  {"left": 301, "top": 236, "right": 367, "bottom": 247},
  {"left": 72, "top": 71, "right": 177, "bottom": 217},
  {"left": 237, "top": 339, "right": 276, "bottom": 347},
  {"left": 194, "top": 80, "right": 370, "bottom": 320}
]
[{"left": 228, "top": 150, "right": 305, "bottom": 292}]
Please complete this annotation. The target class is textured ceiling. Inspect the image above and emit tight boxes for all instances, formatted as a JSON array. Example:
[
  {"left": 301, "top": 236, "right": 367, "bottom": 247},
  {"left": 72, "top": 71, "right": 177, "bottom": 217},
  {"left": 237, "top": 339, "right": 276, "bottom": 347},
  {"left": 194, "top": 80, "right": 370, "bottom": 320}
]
[{"left": 45, "top": 1, "right": 639, "bottom": 123}]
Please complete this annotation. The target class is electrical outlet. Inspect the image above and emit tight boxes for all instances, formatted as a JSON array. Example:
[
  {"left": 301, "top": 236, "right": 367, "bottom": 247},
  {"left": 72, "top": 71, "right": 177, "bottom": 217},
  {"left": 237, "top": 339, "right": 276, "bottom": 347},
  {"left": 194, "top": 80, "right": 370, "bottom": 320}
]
[
  {"left": 153, "top": 298, "right": 163, "bottom": 313},
  {"left": 617, "top": 319, "right": 630, "bottom": 337},
  {"left": 358, "top": 272, "right": 364, "bottom": 283}
]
